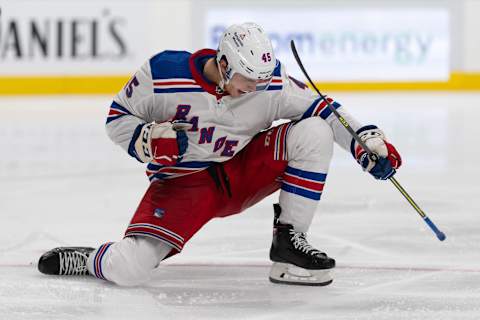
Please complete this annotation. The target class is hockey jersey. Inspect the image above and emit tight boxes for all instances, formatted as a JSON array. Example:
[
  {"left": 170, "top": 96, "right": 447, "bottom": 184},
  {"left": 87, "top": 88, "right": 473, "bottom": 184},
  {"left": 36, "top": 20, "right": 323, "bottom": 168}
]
[{"left": 106, "top": 49, "right": 361, "bottom": 181}]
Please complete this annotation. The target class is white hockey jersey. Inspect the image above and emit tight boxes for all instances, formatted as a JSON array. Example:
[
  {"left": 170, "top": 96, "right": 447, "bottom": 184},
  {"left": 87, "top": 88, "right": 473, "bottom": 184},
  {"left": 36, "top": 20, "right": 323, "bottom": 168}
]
[{"left": 106, "top": 49, "right": 362, "bottom": 181}]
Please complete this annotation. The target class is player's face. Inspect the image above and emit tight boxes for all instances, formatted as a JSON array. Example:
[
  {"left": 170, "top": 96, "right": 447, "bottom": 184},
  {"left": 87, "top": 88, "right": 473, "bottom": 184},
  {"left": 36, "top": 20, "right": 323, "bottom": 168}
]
[{"left": 226, "top": 73, "right": 272, "bottom": 98}]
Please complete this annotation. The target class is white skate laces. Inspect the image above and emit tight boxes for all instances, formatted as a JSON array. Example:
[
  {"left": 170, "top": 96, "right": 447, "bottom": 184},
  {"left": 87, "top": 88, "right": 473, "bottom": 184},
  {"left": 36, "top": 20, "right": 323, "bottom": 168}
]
[
  {"left": 269, "top": 231, "right": 334, "bottom": 286},
  {"left": 289, "top": 230, "right": 321, "bottom": 256},
  {"left": 59, "top": 251, "right": 89, "bottom": 275}
]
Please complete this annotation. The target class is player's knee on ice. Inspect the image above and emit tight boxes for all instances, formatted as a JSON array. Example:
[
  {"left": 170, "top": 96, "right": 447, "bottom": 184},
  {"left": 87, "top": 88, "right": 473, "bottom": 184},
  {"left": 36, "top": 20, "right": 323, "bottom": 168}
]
[
  {"left": 287, "top": 117, "right": 334, "bottom": 172},
  {"left": 89, "top": 237, "right": 171, "bottom": 286}
]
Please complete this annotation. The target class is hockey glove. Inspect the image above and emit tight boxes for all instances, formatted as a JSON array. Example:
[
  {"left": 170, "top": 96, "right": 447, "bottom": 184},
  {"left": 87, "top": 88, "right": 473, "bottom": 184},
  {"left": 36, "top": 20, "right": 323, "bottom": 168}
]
[
  {"left": 133, "top": 120, "right": 192, "bottom": 165},
  {"left": 351, "top": 125, "right": 402, "bottom": 180}
]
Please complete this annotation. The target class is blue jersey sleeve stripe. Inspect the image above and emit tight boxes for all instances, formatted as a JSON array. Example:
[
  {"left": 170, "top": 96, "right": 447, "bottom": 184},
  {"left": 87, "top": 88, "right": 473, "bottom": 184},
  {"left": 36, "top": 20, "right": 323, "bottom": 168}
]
[
  {"left": 285, "top": 166, "right": 327, "bottom": 182},
  {"left": 318, "top": 101, "right": 341, "bottom": 119},
  {"left": 106, "top": 114, "right": 127, "bottom": 124},
  {"left": 301, "top": 98, "right": 322, "bottom": 119},
  {"left": 111, "top": 101, "right": 133, "bottom": 115},
  {"left": 127, "top": 123, "right": 145, "bottom": 162},
  {"left": 106, "top": 101, "right": 133, "bottom": 124},
  {"left": 154, "top": 88, "right": 204, "bottom": 94},
  {"left": 266, "top": 85, "right": 283, "bottom": 91}
]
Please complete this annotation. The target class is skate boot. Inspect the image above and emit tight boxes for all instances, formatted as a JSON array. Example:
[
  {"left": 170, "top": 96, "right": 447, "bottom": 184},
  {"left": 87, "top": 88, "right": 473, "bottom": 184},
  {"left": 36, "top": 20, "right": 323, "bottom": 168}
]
[
  {"left": 38, "top": 247, "right": 94, "bottom": 276},
  {"left": 269, "top": 204, "right": 335, "bottom": 286}
]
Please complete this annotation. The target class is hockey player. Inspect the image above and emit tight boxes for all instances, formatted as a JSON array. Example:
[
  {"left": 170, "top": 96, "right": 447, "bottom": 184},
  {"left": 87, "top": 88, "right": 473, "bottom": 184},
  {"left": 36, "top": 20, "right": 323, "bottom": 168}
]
[{"left": 38, "top": 23, "right": 401, "bottom": 286}]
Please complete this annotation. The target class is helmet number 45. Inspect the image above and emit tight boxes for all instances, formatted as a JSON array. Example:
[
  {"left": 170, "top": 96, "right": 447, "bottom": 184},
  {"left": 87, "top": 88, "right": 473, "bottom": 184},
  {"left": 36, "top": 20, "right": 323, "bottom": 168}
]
[{"left": 262, "top": 53, "right": 272, "bottom": 63}]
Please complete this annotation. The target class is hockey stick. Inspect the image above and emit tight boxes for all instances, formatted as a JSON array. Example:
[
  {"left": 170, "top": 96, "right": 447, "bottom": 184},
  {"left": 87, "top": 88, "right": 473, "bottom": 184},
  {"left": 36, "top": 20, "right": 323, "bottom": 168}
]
[{"left": 290, "top": 40, "right": 446, "bottom": 242}]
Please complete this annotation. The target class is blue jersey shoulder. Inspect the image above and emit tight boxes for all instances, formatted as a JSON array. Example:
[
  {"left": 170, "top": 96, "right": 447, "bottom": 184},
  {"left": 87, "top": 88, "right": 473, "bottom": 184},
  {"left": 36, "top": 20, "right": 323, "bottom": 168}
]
[{"left": 149, "top": 50, "right": 193, "bottom": 80}]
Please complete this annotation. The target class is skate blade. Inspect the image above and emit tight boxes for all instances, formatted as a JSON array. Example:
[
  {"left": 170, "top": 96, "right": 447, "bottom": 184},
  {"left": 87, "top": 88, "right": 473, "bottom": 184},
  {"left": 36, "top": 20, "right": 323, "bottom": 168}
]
[{"left": 269, "top": 262, "right": 333, "bottom": 286}]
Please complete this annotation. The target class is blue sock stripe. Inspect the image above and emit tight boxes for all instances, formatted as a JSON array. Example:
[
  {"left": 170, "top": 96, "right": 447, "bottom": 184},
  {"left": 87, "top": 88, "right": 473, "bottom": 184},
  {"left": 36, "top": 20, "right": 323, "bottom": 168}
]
[
  {"left": 95, "top": 244, "right": 107, "bottom": 279},
  {"left": 94, "top": 242, "right": 113, "bottom": 280},
  {"left": 96, "top": 246, "right": 107, "bottom": 279},
  {"left": 92, "top": 245, "right": 104, "bottom": 279},
  {"left": 285, "top": 166, "right": 327, "bottom": 182},
  {"left": 281, "top": 183, "right": 322, "bottom": 200}
]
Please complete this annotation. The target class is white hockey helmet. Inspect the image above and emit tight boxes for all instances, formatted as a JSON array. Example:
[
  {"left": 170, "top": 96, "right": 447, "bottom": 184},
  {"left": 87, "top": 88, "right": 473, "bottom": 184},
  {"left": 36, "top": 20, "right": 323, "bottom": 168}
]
[{"left": 216, "top": 23, "right": 277, "bottom": 88}]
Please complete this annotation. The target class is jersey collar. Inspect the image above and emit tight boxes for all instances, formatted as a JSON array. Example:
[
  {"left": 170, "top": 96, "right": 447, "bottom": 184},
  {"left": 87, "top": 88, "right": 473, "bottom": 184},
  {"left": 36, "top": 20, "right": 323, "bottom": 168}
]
[{"left": 189, "top": 48, "right": 228, "bottom": 98}]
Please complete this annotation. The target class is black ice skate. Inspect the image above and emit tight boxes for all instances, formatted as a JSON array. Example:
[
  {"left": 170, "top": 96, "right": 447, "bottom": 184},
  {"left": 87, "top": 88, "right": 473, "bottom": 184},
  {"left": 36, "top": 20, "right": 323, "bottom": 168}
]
[
  {"left": 38, "top": 247, "right": 94, "bottom": 276},
  {"left": 269, "top": 204, "right": 335, "bottom": 286}
]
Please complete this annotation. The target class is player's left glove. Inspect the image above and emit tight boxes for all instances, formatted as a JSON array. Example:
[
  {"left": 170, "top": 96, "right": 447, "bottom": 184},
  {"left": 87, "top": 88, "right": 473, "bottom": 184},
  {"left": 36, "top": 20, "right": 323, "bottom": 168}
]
[
  {"left": 351, "top": 125, "right": 402, "bottom": 180},
  {"left": 132, "top": 120, "right": 192, "bottom": 165}
]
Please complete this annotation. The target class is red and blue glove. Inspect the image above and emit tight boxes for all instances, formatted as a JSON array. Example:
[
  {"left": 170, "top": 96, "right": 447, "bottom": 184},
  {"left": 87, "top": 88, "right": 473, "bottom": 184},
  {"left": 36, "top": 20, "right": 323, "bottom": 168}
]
[
  {"left": 131, "top": 120, "right": 192, "bottom": 165},
  {"left": 350, "top": 125, "right": 402, "bottom": 180}
]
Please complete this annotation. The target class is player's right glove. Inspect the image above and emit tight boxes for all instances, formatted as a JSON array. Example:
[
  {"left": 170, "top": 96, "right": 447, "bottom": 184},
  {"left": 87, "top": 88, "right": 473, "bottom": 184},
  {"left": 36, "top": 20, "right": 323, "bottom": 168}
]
[
  {"left": 351, "top": 125, "right": 402, "bottom": 180},
  {"left": 132, "top": 120, "right": 192, "bottom": 165}
]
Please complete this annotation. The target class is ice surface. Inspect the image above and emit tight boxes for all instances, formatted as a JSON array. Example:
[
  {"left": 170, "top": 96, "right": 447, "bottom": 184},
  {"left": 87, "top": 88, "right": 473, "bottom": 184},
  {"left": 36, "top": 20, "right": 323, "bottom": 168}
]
[{"left": 0, "top": 93, "right": 479, "bottom": 319}]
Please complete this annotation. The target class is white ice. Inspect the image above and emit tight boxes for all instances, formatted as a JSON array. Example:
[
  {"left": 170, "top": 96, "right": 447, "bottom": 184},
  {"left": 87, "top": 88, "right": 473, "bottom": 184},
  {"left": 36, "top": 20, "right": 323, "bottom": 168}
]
[{"left": 0, "top": 93, "right": 479, "bottom": 320}]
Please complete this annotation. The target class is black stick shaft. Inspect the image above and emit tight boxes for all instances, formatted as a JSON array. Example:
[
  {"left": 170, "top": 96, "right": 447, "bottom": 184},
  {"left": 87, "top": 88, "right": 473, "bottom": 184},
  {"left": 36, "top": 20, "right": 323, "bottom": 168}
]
[
  {"left": 290, "top": 40, "right": 446, "bottom": 241},
  {"left": 290, "top": 41, "right": 377, "bottom": 160}
]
